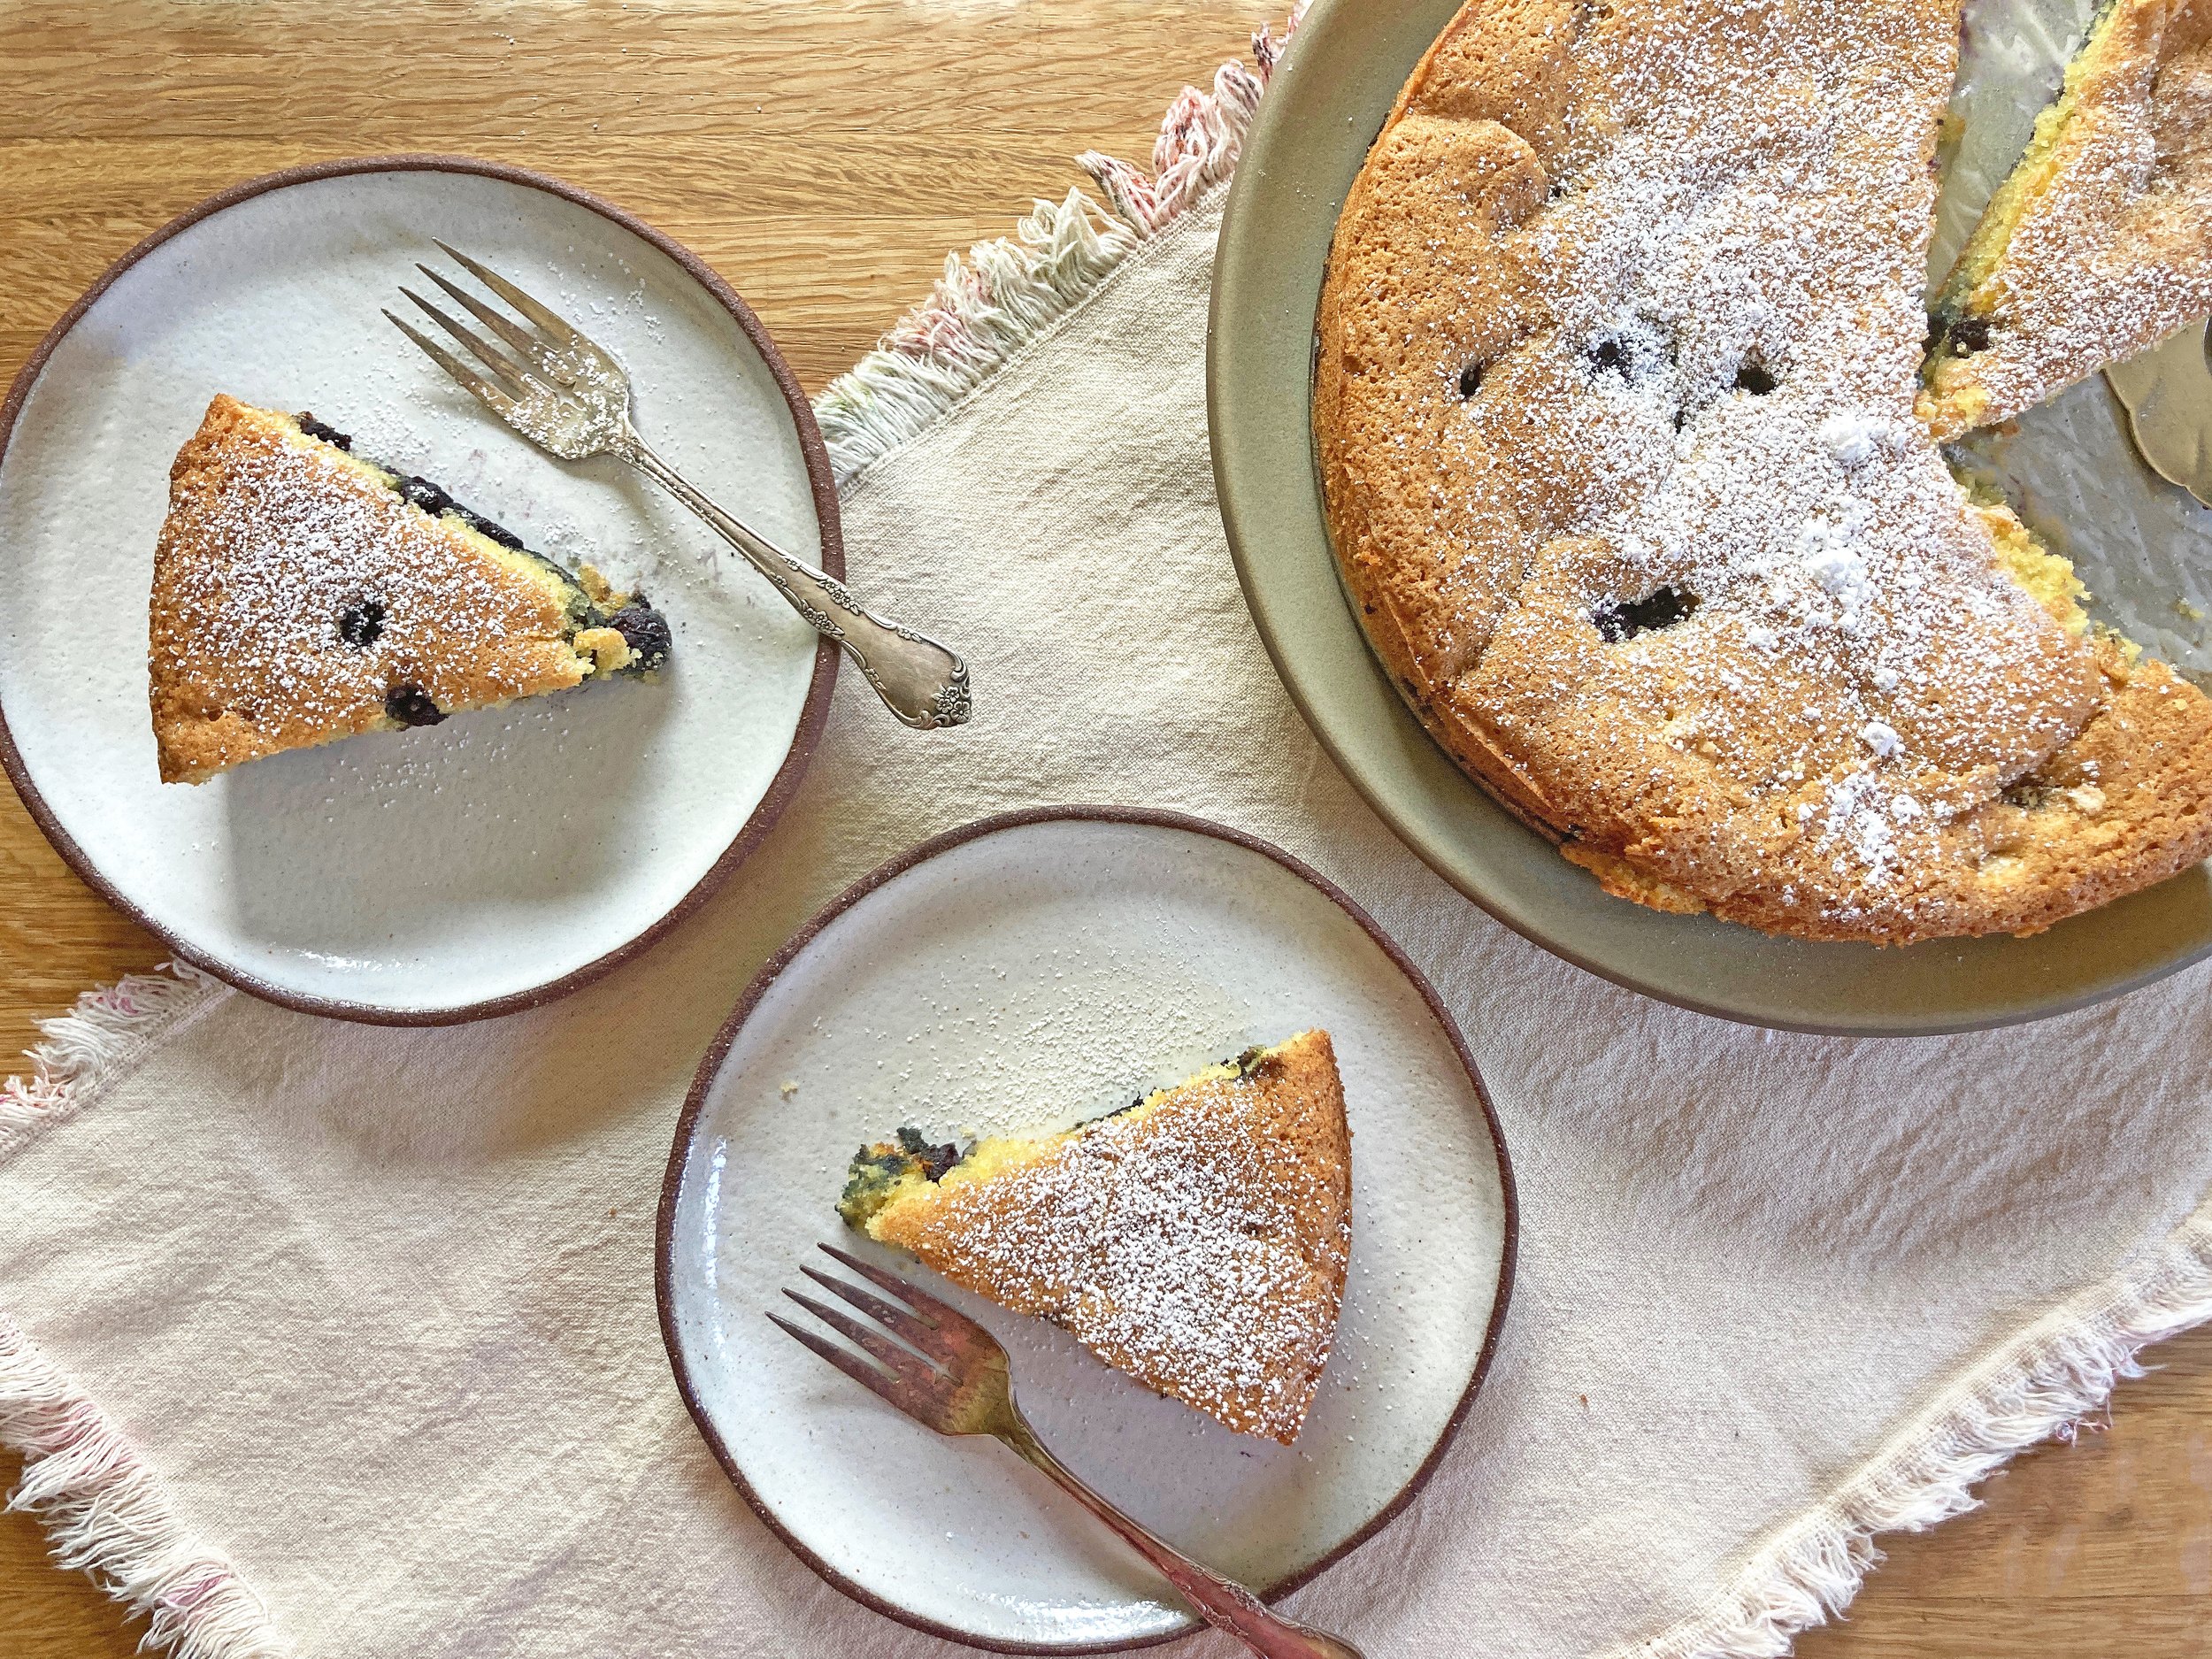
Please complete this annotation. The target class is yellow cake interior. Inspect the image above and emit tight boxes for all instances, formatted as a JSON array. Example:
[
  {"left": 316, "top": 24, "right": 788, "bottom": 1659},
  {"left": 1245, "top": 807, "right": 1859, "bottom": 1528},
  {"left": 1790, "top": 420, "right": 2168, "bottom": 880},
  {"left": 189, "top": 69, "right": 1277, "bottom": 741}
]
[
  {"left": 838, "top": 1056, "right": 1247, "bottom": 1233},
  {"left": 1933, "top": 0, "right": 2129, "bottom": 335}
]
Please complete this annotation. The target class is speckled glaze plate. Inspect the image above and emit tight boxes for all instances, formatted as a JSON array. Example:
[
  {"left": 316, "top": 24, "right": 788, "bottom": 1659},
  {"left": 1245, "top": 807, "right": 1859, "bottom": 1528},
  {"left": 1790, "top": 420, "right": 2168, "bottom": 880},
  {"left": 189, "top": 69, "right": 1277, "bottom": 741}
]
[
  {"left": 0, "top": 157, "right": 836, "bottom": 1023},
  {"left": 657, "top": 809, "right": 1514, "bottom": 1653},
  {"left": 1209, "top": 0, "right": 2212, "bottom": 1035}
]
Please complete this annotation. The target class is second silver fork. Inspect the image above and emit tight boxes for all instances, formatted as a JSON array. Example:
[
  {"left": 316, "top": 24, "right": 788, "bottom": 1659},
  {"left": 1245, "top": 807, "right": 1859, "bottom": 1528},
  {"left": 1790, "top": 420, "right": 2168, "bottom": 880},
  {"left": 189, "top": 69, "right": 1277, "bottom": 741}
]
[
  {"left": 387, "top": 243, "right": 971, "bottom": 730},
  {"left": 774, "top": 1242, "right": 1365, "bottom": 1659}
]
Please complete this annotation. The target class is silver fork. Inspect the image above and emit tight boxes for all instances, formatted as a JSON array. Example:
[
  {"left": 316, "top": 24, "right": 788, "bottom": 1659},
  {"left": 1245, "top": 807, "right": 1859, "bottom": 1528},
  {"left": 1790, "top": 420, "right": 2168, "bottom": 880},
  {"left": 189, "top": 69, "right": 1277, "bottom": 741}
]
[
  {"left": 772, "top": 1243, "right": 1366, "bottom": 1659},
  {"left": 385, "top": 244, "right": 970, "bottom": 730}
]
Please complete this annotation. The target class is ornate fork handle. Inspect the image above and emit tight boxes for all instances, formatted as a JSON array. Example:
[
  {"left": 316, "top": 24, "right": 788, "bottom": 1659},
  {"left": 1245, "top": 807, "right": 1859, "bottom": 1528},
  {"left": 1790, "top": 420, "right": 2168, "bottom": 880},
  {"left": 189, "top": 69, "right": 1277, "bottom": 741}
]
[
  {"left": 622, "top": 434, "right": 972, "bottom": 730},
  {"left": 1002, "top": 1414, "right": 1366, "bottom": 1659},
  {"left": 387, "top": 245, "right": 971, "bottom": 729}
]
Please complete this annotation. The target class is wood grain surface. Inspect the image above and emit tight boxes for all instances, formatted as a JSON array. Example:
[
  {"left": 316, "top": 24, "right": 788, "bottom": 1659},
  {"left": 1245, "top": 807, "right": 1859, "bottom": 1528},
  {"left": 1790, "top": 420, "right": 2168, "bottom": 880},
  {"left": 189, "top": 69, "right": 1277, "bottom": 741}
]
[{"left": 1, "top": 4, "right": 2208, "bottom": 1655}]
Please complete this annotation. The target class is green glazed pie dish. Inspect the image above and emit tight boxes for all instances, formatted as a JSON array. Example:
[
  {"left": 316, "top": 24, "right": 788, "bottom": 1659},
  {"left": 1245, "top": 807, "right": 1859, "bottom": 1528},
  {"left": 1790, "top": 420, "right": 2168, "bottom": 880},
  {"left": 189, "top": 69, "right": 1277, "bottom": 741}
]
[{"left": 1205, "top": 0, "right": 2212, "bottom": 1035}]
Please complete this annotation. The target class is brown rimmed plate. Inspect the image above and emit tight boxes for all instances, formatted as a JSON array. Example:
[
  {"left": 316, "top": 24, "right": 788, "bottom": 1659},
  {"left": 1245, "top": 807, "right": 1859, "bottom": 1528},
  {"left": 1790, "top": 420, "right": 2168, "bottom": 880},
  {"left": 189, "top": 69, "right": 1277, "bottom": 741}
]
[
  {"left": 0, "top": 157, "right": 838, "bottom": 1023},
  {"left": 1208, "top": 0, "right": 2212, "bottom": 1035},
  {"left": 657, "top": 807, "right": 1515, "bottom": 1653}
]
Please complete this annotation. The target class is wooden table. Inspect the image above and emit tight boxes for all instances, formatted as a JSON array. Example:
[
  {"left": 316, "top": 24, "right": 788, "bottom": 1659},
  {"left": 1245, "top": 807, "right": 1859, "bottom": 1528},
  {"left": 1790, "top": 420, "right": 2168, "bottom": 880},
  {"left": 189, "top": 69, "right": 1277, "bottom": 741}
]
[{"left": 3, "top": 4, "right": 2208, "bottom": 1653}]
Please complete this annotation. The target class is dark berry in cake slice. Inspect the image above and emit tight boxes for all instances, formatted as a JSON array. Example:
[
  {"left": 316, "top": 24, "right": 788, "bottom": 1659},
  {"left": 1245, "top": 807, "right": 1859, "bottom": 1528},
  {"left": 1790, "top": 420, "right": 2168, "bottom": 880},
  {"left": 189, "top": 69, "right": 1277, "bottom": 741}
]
[{"left": 149, "top": 395, "right": 671, "bottom": 784}]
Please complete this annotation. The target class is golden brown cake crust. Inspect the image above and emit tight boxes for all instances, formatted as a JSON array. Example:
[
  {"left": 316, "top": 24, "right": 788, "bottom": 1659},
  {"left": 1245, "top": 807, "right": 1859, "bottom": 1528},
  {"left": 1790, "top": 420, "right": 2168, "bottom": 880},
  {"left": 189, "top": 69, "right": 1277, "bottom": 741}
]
[
  {"left": 1314, "top": 0, "right": 2212, "bottom": 943},
  {"left": 862, "top": 1030, "right": 1353, "bottom": 1445},
  {"left": 1924, "top": 0, "right": 2212, "bottom": 439},
  {"left": 149, "top": 396, "right": 610, "bottom": 784}
]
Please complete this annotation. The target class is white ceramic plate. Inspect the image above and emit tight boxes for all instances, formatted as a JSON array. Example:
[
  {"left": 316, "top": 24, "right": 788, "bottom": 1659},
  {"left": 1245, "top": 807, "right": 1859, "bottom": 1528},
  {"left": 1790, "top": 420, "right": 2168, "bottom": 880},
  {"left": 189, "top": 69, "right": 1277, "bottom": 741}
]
[
  {"left": 657, "top": 809, "right": 1516, "bottom": 1653},
  {"left": 0, "top": 157, "right": 836, "bottom": 1022}
]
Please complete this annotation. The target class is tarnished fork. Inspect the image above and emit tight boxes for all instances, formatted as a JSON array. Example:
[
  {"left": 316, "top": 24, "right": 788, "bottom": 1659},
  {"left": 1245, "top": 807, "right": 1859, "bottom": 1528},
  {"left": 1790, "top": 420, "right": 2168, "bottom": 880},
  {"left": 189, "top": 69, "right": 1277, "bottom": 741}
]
[
  {"left": 772, "top": 1242, "right": 1364, "bottom": 1659},
  {"left": 386, "top": 243, "right": 970, "bottom": 730}
]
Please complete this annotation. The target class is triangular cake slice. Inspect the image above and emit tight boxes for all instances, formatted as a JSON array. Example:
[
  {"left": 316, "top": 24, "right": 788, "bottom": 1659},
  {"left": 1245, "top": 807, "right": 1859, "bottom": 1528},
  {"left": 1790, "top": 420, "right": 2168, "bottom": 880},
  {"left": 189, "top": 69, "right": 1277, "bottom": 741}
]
[
  {"left": 150, "top": 395, "right": 671, "bottom": 783},
  {"left": 837, "top": 1030, "right": 1353, "bottom": 1444},
  {"left": 1921, "top": 0, "right": 2212, "bottom": 439}
]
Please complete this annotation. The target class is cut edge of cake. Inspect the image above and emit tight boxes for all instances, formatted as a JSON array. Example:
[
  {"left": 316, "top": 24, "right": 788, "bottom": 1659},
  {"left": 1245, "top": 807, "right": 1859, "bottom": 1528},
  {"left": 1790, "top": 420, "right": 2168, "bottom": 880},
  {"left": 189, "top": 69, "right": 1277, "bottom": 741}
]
[
  {"left": 1924, "top": 0, "right": 2135, "bottom": 411},
  {"left": 1921, "top": 0, "right": 2211, "bottom": 438}
]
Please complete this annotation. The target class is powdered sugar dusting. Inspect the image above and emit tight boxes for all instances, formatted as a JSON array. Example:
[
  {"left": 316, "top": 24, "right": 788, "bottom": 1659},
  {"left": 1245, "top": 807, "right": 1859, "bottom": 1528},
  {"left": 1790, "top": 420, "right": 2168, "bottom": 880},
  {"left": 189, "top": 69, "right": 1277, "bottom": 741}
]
[
  {"left": 1318, "top": 0, "right": 2168, "bottom": 935},
  {"left": 1926, "top": 0, "right": 2212, "bottom": 432},
  {"left": 882, "top": 1036, "right": 1351, "bottom": 1443},
  {"left": 150, "top": 401, "right": 601, "bottom": 772},
  {"left": 1503, "top": 0, "right": 2084, "bottom": 909}
]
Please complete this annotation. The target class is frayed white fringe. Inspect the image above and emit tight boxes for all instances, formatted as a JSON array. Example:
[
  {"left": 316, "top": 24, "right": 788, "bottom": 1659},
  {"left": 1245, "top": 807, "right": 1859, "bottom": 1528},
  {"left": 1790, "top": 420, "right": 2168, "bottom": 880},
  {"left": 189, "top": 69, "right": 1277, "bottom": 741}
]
[
  {"left": 1618, "top": 1210, "right": 2212, "bottom": 1659},
  {"left": 2, "top": 964, "right": 257, "bottom": 1656},
  {"left": 812, "top": 187, "right": 1139, "bottom": 488},
  {"left": 0, "top": 963, "right": 222, "bottom": 1164},
  {"left": 1, "top": 1317, "right": 281, "bottom": 1658},
  {"left": 813, "top": 7, "right": 1306, "bottom": 488}
]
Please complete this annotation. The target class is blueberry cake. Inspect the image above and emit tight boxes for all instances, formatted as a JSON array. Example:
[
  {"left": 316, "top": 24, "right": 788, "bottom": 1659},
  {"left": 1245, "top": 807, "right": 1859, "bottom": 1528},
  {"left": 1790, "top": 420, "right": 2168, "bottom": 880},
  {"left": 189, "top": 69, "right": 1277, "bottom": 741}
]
[
  {"left": 150, "top": 395, "right": 671, "bottom": 784},
  {"left": 1924, "top": 0, "right": 2212, "bottom": 440},
  {"left": 1314, "top": 0, "right": 2212, "bottom": 942},
  {"left": 838, "top": 1030, "right": 1352, "bottom": 1444}
]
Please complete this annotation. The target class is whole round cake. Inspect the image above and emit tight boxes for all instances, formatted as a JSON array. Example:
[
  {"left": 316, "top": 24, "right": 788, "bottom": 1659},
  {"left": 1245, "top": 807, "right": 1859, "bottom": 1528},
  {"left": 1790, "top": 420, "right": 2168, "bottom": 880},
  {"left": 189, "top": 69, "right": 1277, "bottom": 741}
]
[{"left": 1315, "top": 0, "right": 2212, "bottom": 942}]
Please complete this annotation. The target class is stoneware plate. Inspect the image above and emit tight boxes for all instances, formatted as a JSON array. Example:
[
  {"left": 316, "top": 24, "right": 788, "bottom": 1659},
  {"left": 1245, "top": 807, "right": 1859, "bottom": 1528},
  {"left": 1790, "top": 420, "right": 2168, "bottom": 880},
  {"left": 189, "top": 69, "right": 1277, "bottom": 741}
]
[
  {"left": 657, "top": 808, "right": 1515, "bottom": 1653},
  {"left": 0, "top": 157, "right": 836, "bottom": 1022},
  {"left": 1209, "top": 0, "right": 2212, "bottom": 1034}
]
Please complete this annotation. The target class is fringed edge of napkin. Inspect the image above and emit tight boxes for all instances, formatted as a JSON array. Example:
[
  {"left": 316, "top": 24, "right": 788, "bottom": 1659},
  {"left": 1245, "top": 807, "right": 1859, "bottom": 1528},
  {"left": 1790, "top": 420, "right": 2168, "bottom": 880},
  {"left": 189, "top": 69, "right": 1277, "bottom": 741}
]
[
  {"left": 0, "top": 964, "right": 222, "bottom": 1165},
  {"left": 811, "top": 5, "right": 1307, "bottom": 490},
  {"left": 0, "top": 1317, "right": 277, "bottom": 1659},
  {"left": 0, "top": 964, "right": 273, "bottom": 1659},
  {"left": 1628, "top": 1202, "right": 2212, "bottom": 1659}
]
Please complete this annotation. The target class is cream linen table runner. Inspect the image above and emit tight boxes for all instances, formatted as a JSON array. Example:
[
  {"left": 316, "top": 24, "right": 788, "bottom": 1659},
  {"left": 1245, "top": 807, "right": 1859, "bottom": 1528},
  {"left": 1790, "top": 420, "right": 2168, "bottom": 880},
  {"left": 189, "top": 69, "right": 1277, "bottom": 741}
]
[{"left": 7, "top": 24, "right": 2212, "bottom": 1659}]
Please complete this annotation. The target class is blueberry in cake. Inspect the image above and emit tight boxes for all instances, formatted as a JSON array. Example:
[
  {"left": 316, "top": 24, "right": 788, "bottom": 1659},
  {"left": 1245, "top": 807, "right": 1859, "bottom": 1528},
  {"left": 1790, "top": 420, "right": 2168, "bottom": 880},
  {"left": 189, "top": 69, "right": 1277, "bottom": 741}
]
[
  {"left": 149, "top": 395, "right": 671, "bottom": 784},
  {"left": 837, "top": 1030, "right": 1352, "bottom": 1445},
  {"left": 1314, "top": 0, "right": 2212, "bottom": 943},
  {"left": 1923, "top": 0, "right": 2212, "bottom": 440}
]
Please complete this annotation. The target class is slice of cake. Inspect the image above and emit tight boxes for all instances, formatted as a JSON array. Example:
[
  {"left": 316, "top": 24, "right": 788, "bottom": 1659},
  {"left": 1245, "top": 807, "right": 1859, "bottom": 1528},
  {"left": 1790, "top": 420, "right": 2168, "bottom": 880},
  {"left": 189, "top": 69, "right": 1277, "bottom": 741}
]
[
  {"left": 837, "top": 1030, "right": 1353, "bottom": 1445},
  {"left": 149, "top": 395, "right": 671, "bottom": 784},
  {"left": 1921, "top": 0, "right": 2212, "bottom": 440}
]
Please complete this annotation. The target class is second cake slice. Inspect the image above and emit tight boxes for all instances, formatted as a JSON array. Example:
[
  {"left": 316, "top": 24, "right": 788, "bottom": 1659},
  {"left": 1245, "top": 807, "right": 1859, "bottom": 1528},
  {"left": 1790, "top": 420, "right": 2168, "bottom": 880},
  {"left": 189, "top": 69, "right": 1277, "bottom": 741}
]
[
  {"left": 838, "top": 1030, "right": 1354, "bottom": 1445},
  {"left": 1922, "top": 0, "right": 2212, "bottom": 439}
]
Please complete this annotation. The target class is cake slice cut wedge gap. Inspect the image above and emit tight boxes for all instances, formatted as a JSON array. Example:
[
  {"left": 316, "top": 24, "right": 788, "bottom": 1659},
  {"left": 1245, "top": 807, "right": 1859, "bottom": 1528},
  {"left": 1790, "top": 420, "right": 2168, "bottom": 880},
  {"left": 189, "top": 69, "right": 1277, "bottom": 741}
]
[{"left": 1923, "top": 0, "right": 2212, "bottom": 440}]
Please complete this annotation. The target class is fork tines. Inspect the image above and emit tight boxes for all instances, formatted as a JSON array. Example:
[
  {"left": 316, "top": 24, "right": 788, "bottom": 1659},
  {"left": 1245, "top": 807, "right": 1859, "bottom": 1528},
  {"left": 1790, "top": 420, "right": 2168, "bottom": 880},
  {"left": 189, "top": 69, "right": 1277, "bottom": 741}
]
[
  {"left": 382, "top": 242, "right": 584, "bottom": 421},
  {"left": 769, "top": 1245, "right": 980, "bottom": 1420}
]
